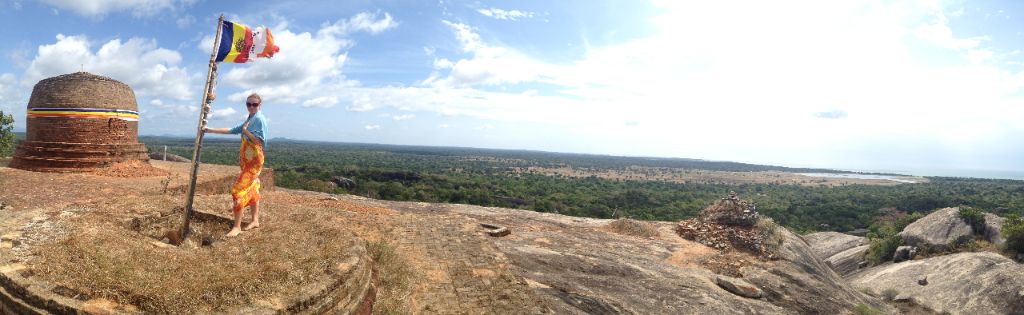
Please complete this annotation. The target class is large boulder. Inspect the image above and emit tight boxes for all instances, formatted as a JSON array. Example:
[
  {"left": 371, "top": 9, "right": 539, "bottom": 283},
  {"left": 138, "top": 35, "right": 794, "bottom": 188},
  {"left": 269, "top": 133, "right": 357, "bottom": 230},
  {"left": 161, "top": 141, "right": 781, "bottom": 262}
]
[
  {"left": 803, "top": 232, "right": 868, "bottom": 276},
  {"left": 739, "top": 229, "right": 893, "bottom": 314},
  {"left": 899, "top": 207, "right": 973, "bottom": 251},
  {"left": 983, "top": 213, "right": 1006, "bottom": 247},
  {"left": 848, "top": 252, "right": 1024, "bottom": 314},
  {"left": 803, "top": 232, "right": 866, "bottom": 260},
  {"left": 471, "top": 193, "right": 895, "bottom": 314},
  {"left": 330, "top": 176, "right": 357, "bottom": 190},
  {"left": 892, "top": 246, "right": 918, "bottom": 263},
  {"left": 825, "top": 245, "right": 869, "bottom": 276}
]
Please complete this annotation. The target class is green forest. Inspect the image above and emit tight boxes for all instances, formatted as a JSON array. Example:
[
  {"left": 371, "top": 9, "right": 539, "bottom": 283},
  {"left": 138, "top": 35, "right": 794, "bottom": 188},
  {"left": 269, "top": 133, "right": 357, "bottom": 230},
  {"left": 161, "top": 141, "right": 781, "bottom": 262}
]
[{"left": 143, "top": 136, "right": 1024, "bottom": 234}]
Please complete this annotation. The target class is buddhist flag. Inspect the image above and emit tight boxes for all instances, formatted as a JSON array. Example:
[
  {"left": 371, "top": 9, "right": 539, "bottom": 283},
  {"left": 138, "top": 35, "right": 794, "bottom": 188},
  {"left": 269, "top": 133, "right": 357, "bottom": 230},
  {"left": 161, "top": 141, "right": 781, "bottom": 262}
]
[{"left": 215, "top": 20, "right": 279, "bottom": 63}]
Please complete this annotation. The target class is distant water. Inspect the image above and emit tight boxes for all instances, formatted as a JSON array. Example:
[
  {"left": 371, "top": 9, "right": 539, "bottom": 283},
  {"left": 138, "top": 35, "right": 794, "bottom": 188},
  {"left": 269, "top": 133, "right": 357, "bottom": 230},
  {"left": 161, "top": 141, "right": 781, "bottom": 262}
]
[
  {"left": 809, "top": 169, "right": 1024, "bottom": 181},
  {"left": 799, "top": 173, "right": 920, "bottom": 183},
  {"left": 899, "top": 169, "right": 1024, "bottom": 181}
]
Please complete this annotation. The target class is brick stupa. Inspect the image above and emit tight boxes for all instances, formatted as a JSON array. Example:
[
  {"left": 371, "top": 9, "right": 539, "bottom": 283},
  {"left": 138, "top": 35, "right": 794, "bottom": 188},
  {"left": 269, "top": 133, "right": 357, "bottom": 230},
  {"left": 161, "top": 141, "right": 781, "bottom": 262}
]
[{"left": 10, "top": 72, "right": 149, "bottom": 172}]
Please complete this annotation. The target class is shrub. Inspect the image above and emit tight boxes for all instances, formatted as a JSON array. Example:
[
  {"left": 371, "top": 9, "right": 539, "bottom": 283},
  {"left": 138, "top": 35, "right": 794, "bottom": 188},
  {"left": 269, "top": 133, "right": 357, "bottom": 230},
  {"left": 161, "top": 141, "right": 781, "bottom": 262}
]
[
  {"left": 605, "top": 218, "right": 660, "bottom": 238},
  {"left": 1004, "top": 214, "right": 1024, "bottom": 253},
  {"left": 0, "top": 110, "right": 14, "bottom": 157},
  {"left": 756, "top": 217, "right": 785, "bottom": 256},
  {"left": 864, "top": 210, "right": 928, "bottom": 265},
  {"left": 852, "top": 304, "right": 884, "bottom": 315},
  {"left": 881, "top": 288, "right": 899, "bottom": 301},
  {"left": 865, "top": 233, "right": 901, "bottom": 265},
  {"left": 958, "top": 206, "right": 986, "bottom": 234}
]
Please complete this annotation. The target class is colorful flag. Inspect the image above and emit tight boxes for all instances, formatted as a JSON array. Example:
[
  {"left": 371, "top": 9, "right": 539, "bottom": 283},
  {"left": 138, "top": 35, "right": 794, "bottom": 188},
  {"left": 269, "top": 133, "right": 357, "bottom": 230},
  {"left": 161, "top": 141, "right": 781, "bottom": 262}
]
[{"left": 215, "top": 20, "right": 279, "bottom": 63}]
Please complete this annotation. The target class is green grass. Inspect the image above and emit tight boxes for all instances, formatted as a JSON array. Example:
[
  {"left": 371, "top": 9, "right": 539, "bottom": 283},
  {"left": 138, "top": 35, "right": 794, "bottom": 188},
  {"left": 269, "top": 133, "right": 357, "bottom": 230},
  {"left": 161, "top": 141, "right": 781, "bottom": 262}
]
[
  {"left": 1004, "top": 214, "right": 1024, "bottom": 253},
  {"left": 852, "top": 304, "right": 884, "bottom": 315}
]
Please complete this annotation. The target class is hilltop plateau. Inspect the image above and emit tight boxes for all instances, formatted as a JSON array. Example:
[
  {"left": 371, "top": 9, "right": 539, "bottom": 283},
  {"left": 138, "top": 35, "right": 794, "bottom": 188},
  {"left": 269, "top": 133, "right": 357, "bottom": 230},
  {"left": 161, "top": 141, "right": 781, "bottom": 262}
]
[{"left": 0, "top": 159, "right": 1020, "bottom": 314}]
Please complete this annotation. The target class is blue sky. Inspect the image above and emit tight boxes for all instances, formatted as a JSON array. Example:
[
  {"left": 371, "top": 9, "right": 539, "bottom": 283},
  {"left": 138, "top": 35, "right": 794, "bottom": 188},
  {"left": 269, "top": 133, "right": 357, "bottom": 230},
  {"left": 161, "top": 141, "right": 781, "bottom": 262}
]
[{"left": 1, "top": 0, "right": 1023, "bottom": 176}]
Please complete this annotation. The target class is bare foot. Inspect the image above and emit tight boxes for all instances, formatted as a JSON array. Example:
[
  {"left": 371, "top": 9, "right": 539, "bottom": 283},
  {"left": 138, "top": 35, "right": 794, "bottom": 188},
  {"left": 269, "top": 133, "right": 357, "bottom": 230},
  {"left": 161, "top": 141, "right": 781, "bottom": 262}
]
[
  {"left": 226, "top": 227, "right": 242, "bottom": 237},
  {"left": 243, "top": 222, "right": 260, "bottom": 231}
]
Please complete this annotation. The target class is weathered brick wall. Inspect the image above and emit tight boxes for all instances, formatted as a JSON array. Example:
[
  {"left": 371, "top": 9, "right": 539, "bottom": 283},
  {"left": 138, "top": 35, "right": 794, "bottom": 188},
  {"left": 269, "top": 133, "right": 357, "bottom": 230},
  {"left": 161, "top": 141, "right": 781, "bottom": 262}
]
[
  {"left": 26, "top": 117, "right": 137, "bottom": 144},
  {"left": 27, "top": 72, "right": 137, "bottom": 111},
  {"left": 11, "top": 72, "right": 149, "bottom": 172}
]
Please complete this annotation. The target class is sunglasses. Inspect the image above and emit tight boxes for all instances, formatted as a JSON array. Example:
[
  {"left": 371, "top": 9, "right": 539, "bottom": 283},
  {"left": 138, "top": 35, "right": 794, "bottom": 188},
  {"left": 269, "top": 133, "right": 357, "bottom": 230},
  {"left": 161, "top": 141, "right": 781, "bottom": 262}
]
[{"left": 246, "top": 102, "right": 260, "bottom": 107}]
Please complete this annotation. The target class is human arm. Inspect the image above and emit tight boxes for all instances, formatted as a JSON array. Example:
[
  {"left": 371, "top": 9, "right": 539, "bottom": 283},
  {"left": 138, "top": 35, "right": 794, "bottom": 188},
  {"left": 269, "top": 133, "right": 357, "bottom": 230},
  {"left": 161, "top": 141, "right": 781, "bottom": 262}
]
[
  {"left": 203, "top": 127, "right": 232, "bottom": 134},
  {"left": 240, "top": 114, "right": 264, "bottom": 146}
]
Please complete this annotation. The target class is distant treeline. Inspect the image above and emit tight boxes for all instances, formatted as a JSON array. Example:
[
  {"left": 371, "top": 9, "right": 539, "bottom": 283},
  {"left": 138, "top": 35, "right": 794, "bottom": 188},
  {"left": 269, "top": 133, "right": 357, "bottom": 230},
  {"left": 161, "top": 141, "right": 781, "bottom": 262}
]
[{"left": 141, "top": 136, "right": 1024, "bottom": 233}]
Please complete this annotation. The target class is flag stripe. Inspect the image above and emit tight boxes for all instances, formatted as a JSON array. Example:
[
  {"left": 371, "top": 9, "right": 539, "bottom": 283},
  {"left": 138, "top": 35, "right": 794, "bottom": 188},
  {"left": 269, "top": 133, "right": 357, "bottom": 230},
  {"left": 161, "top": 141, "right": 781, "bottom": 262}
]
[
  {"left": 258, "top": 27, "right": 279, "bottom": 58},
  {"left": 215, "top": 21, "right": 235, "bottom": 62},
  {"left": 235, "top": 25, "right": 253, "bottom": 63}
]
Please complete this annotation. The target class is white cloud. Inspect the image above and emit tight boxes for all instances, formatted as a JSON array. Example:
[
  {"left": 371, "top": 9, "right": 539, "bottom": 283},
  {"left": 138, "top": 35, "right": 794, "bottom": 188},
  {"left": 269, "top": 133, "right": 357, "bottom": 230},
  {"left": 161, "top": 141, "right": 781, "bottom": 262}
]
[
  {"left": 438, "top": 124, "right": 450, "bottom": 129},
  {"left": 474, "top": 124, "right": 494, "bottom": 130},
  {"left": 423, "top": 21, "right": 552, "bottom": 87},
  {"left": 364, "top": 124, "right": 381, "bottom": 130},
  {"left": 24, "top": 34, "right": 193, "bottom": 101},
  {"left": 176, "top": 14, "right": 195, "bottom": 29},
  {"left": 147, "top": 98, "right": 197, "bottom": 118},
  {"left": 477, "top": 8, "right": 534, "bottom": 21},
  {"left": 392, "top": 114, "right": 414, "bottom": 121},
  {"left": 347, "top": 94, "right": 376, "bottom": 112},
  {"left": 218, "top": 11, "right": 397, "bottom": 107},
  {"left": 39, "top": 0, "right": 194, "bottom": 18},
  {"left": 303, "top": 96, "right": 338, "bottom": 108},
  {"left": 208, "top": 107, "right": 237, "bottom": 120},
  {"left": 0, "top": 73, "right": 19, "bottom": 104}
]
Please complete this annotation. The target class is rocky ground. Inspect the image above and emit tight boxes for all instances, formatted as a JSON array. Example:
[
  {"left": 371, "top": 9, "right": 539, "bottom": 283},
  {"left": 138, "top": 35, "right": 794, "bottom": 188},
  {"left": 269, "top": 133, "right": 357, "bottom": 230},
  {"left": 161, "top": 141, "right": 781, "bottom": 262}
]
[{"left": 0, "top": 160, "right": 935, "bottom": 314}]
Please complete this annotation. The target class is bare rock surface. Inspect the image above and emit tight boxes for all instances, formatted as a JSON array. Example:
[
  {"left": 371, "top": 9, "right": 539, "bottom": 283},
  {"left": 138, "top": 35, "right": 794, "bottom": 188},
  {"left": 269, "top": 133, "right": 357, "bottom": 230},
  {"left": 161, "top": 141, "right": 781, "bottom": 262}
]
[
  {"left": 848, "top": 252, "right": 1024, "bottom": 314},
  {"left": 825, "top": 244, "right": 869, "bottom": 276},
  {"left": 803, "top": 232, "right": 866, "bottom": 259},
  {"left": 421, "top": 195, "right": 893, "bottom": 314},
  {"left": 899, "top": 207, "right": 973, "bottom": 250},
  {"left": 740, "top": 229, "right": 890, "bottom": 314},
  {"left": 984, "top": 213, "right": 1006, "bottom": 247},
  {"left": 803, "top": 231, "right": 868, "bottom": 275},
  {"left": 1, "top": 165, "right": 898, "bottom": 314}
]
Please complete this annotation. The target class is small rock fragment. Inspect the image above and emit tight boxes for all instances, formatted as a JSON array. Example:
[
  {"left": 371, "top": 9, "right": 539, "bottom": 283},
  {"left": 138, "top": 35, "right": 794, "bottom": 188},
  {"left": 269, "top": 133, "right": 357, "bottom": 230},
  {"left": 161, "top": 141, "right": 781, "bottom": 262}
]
[
  {"left": 481, "top": 223, "right": 511, "bottom": 237},
  {"left": 893, "top": 294, "right": 914, "bottom": 303},
  {"left": 917, "top": 276, "right": 928, "bottom": 286},
  {"left": 715, "top": 275, "right": 763, "bottom": 299}
]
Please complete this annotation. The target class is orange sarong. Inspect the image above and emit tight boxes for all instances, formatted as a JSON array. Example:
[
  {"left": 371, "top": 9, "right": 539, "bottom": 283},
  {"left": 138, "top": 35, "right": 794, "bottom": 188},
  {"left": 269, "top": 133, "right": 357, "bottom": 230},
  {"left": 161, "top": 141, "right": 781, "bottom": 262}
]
[{"left": 231, "top": 137, "right": 264, "bottom": 213}]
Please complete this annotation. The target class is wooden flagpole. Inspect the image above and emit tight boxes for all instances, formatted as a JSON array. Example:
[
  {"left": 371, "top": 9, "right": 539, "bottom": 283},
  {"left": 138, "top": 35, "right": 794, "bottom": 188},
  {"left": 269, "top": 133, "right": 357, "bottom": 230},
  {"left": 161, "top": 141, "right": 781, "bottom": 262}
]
[{"left": 179, "top": 15, "right": 224, "bottom": 242}]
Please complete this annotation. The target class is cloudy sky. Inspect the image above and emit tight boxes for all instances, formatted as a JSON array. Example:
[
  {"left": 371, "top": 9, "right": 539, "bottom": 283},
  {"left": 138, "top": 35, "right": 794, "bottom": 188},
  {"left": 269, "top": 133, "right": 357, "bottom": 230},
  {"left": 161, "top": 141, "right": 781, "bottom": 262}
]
[{"left": 0, "top": 0, "right": 1023, "bottom": 176}]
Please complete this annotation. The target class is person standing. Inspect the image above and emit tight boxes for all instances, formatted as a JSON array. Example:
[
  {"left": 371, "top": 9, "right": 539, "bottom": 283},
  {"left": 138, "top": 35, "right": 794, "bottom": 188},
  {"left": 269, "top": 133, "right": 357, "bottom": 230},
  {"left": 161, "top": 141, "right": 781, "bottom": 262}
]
[{"left": 204, "top": 93, "right": 268, "bottom": 237}]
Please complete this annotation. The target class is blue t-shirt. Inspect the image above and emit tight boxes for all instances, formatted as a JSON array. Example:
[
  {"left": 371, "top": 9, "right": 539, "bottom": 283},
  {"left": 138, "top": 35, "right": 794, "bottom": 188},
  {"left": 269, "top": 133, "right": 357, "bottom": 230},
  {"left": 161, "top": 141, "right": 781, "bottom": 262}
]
[{"left": 229, "top": 111, "right": 268, "bottom": 146}]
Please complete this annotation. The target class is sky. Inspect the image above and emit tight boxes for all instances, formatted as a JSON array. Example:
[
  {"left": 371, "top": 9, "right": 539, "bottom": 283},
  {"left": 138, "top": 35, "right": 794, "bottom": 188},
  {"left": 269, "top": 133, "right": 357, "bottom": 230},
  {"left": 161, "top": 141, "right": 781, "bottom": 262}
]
[{"left": 0, "top": 0, "right": 1023, "bottom": 177}]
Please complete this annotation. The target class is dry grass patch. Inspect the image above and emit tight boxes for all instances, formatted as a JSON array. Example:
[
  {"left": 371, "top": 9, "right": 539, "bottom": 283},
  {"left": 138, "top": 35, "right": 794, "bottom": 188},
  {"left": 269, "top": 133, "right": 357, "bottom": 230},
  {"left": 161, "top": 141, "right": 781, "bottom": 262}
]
[
  {"left": 604, "top": 218, "right": 660, "bottom": 238},
  {"left": 366, "top": 239, "right": 415, "bottom": 315},
  {"left": 30, "top": 197, "right": 361, "bottom": 314}
]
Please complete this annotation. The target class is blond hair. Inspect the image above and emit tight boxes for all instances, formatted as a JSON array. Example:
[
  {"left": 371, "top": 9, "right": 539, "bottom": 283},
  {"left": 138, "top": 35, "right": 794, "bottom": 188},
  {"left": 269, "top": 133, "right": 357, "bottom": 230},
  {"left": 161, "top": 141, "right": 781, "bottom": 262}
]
[{"left": 247, "top": 93, "right": 262, "bottom": 104}]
